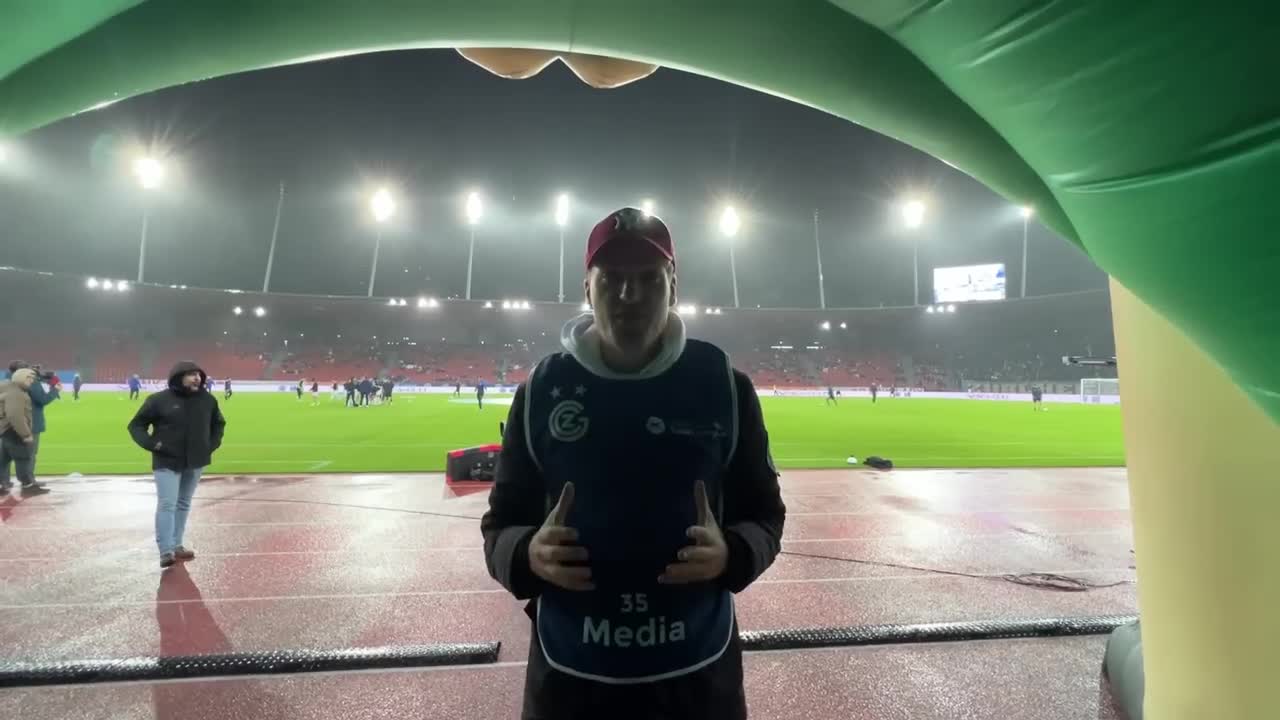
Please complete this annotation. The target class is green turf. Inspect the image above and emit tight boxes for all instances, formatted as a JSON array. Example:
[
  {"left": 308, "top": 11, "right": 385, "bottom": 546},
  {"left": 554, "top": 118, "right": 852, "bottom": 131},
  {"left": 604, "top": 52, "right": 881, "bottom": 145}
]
[{"left": 32, "top": 392, "right": 1124, "bottom": 475}]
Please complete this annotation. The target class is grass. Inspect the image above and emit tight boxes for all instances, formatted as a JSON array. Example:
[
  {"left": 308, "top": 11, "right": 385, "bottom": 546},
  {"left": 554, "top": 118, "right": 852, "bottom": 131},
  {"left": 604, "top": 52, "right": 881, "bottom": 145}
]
[{"left": 33, "top": 392, "right": 1125, "bottom": 476}]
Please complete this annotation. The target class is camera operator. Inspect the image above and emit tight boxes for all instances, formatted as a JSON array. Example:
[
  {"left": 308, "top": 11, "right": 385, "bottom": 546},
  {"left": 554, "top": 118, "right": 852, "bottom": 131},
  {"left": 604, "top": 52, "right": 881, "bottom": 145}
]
[{"left": 8, "top": 360, "right": 60, "bottom": 492}]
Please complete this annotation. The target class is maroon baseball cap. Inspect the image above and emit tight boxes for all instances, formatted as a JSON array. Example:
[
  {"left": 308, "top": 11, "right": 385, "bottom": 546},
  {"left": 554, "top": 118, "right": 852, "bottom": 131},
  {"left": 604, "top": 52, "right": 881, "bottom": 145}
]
[{"left": 585, "top": 207, "right": 675, "bottom": 269}]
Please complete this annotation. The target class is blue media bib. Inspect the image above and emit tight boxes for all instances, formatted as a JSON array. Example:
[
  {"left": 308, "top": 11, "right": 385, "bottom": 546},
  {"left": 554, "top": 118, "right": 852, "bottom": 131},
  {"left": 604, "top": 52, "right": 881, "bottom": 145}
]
[{"left": 526, "top": 339, "right": 739, "bottom": 683}]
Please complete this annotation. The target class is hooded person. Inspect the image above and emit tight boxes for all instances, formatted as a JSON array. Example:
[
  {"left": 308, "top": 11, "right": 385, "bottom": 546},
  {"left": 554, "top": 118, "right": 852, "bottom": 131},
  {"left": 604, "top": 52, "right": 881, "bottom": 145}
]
[
  {"left": 8, "top": 360, "right": 60, "bottom": 483},
  {"left": 481, "top": 208, "right": 785, "bottom": 720},
  {"left": 0, "top": 368, "right": 49, "bottom": 495},
  {"left": 127, "top": 361, "right": 226, "bottom": 569}
]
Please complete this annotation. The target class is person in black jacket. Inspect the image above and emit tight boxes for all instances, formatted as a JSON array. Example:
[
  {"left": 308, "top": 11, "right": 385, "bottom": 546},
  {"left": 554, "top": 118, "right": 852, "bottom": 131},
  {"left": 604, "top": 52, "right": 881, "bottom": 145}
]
[
  {"left": 127, "top": 361, "right": 226, "bottom": 569},
  {"left": 481, "top": 208, "right": 785, "bottom": 720}
]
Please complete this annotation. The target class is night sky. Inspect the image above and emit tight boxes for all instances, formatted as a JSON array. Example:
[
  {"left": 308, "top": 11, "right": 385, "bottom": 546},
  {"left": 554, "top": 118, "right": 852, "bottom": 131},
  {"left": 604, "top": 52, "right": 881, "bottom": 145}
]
[{"left": 0, "top": 49, "right": 1105, "bottom": 308}]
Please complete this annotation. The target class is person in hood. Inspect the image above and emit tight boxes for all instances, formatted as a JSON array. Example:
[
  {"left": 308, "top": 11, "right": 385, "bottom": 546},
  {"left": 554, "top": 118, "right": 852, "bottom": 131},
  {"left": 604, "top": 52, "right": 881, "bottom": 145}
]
[
  {"left": 0, "top": 369, "right": 50, "bottom": 495},
  {"left": 8, "top": 360, "right": 60, "bottom": 482},
  {"left": 127, "top": 361, "right": 226, "bottom": 569},
  {"left": 481, "top": 208, "right": 785, "bottom": 720}
]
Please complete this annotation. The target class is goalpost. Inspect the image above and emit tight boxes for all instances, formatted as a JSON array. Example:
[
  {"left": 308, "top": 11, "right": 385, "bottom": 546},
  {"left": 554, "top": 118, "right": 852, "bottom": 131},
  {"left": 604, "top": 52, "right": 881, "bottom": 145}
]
[{"left": 1080, "top": 377, "right": 1120, "bottom": 404}]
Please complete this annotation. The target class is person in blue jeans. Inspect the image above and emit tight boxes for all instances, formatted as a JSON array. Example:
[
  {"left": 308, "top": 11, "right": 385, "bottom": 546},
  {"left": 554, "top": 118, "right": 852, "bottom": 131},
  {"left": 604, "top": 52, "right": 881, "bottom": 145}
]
[{"left": 127, "top": 361, "right": 226, "bottom": 569}]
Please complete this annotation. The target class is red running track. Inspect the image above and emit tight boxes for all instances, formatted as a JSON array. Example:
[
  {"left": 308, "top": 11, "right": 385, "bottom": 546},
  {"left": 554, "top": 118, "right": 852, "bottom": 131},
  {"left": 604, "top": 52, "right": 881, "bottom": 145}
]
[{"left": 0, "top": 468, "right": 1136, "bottom": 719}]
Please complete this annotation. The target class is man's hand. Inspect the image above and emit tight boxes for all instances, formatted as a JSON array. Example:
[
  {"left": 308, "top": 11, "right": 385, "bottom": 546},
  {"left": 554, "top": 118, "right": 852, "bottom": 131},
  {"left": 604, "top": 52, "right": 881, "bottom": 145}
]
[
  {"left": 21, "top": 436, "right": 33, "bottom": 446},
  {"left": 528, "top": 482, "right": 594, "bottom": 591},
  {"left": 659, "top": 481, "right": 728, "bottom": 584}
]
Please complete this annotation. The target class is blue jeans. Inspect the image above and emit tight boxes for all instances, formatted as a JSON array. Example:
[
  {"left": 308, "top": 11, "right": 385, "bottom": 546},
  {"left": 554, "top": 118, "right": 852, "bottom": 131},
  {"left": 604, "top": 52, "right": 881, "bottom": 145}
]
[{"left": 155, "top": 467, "right": 203, "bottom": 555}]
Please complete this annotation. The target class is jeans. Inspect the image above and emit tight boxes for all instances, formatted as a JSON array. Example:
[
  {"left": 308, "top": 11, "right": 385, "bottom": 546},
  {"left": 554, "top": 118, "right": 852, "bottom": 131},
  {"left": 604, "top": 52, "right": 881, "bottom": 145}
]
[{"left": 155, "top": 467, "right": 204, "bottom": 555}]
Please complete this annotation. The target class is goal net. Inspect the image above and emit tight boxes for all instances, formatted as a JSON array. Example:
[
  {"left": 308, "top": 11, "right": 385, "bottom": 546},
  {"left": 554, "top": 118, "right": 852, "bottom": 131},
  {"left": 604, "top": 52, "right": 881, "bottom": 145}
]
[{"left": 1080, "top": 377, "right": 1120, "bottom": 404}]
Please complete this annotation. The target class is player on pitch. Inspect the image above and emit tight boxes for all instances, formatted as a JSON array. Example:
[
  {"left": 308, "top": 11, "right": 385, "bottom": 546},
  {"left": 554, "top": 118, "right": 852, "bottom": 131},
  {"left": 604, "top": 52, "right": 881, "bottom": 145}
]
[{"left": 482, "top": 208, "right": 786, "bottom": 719}]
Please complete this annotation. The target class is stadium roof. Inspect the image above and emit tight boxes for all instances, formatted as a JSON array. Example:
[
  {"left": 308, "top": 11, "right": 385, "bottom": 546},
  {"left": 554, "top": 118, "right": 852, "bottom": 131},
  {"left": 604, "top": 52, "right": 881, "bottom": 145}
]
[{"left": 0, "top": 1, "right": 1275, "bottom": 420}]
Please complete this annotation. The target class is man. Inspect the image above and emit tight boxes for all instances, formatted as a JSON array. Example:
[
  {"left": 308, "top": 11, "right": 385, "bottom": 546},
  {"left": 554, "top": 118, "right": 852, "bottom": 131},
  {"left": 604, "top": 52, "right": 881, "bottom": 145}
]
[
  {"left": 381, "top": 378, "right": 395, "bottom": 405},
  {"left": 9, "top": 361, "right": 60, "bottom": 484},
  {"left": 0, "top": 369, "right": 50, "bottom": 495},
  {"left": 826, "top": 384, "right": 837, "bottom": 405},
  {"left": 482, "top": 208, "right": 785, "bottom": 719},
  {"left": 224, "top": 378, "right": 232, "bottom": 401},
  {"left": 296, "top": 378, "right": 305, "bottom": 402},
  {"left": 344, "top": 377, "right": 357, "bottom": 407},
  {"left": 129, "top": 374, "right": 142, "bottom": 400},
  {"left": 1031, "top": 385, "right": 1044, "bottom": 411},
  {"left": 870, "top": 382, "right": 878, "bottom": 404},
  {"left": 476, "top": 380, "right": 486, "bottom": 410},
  {"left": 73, "top": 373, "right": 83, "bottom": 401},
  {"left": 311, "top": 379, "right": 320, "bottom": 407},
  {"left": 454, "top": 380, "right": 462, "bottom": 397},
  {"left": 127, "top": 361, "right": 226, "bottom": 569}
]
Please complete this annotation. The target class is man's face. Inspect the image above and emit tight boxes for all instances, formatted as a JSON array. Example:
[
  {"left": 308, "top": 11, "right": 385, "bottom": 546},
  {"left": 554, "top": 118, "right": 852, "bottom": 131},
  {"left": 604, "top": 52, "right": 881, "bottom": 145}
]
[
  {"left": 182, "top": 371, "right": 202, "bottom": 390},
  {"left": 586, "top": 257, "right": 675, "bottom": 357}
]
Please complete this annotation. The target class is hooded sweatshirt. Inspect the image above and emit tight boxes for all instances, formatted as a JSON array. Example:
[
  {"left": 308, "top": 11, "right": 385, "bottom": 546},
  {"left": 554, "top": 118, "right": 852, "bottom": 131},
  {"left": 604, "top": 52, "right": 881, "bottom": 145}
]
[
  {"left": 558, "top": 310, "right": 687, "bottom": 380},
  {"left": 126, "top": 361, "right": 226, "bottom": 471}
]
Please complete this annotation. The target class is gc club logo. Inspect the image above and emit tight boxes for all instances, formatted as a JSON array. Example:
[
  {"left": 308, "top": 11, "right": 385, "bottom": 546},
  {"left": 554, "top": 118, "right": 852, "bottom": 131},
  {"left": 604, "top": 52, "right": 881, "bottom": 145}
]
[{"left": 549, "top": 400, "right": 590, "bottom": 442}]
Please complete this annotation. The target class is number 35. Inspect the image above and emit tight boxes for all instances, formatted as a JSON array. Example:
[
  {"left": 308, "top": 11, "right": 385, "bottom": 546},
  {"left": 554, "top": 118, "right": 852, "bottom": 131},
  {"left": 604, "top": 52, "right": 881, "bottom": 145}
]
[{"left": 620, "top": 593, "right": 648, "bottom": 613}]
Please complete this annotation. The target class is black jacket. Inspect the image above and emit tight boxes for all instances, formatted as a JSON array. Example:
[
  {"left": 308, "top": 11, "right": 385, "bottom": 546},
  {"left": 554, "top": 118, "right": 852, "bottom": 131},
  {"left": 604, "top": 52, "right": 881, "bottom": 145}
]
[
  {"left": 481, "top": 368, "right": 784, "bottom": 717},
  {"left": 127, "top": 361, "right": 226, "bottom": 472}
]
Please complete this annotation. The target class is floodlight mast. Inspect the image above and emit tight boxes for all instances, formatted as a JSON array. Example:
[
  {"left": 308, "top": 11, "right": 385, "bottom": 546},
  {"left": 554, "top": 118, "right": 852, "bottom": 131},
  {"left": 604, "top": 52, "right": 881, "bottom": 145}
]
[
  {"left": 464, "top": 191, "right": 483, "bottom": 300},
  {"left": 133, "top": 156, "right": 165, "bottom": 283},
  {"left": 720, "top": 205, "right": 741, "bottom": 308},
  {"left": 366, "top": 187, "right": 395, "bottom": 297}
]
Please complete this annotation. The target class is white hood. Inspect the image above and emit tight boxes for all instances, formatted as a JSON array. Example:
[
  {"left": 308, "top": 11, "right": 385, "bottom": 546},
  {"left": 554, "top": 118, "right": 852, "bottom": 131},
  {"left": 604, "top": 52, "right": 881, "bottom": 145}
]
[{"left": 559, "top": 311, "right": 686, "bottom": 380}]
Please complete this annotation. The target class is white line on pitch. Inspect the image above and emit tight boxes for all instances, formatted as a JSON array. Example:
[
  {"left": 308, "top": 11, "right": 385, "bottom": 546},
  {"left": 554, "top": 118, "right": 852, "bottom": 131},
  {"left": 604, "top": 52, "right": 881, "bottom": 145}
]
[
  {"left": 3, "top": 518, "right": 480, "bottom": 530},
  {"left": 1, "top": 568, "right": 1136, "bottom": 611},
  {"left": 784, "top": 507, "right": 1128, "bottom": 516},
  {"left": 0, "top": 547, "right": 485, "bottom": 562},
  {"left": 0, "top": 587, "right": 509, "bottom": 610},
  {"left": 782, "top": 530, "right": 1130, "bottom": 543},
  {"left": 752, "top": 567, "right": 1134, "bottom": 585},
  {"left": 0, "top": 532, "right": 1130, "bottom": 562},
  {"left": 0, "top": 545, "right": 483, "bottom": 563}
]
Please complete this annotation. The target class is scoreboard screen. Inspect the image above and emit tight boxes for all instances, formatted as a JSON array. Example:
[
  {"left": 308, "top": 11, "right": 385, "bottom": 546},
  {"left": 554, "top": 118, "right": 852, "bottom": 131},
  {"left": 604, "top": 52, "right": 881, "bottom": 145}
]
[{"left": 933, "top": 263, "right": 1007, "bottom": 303}]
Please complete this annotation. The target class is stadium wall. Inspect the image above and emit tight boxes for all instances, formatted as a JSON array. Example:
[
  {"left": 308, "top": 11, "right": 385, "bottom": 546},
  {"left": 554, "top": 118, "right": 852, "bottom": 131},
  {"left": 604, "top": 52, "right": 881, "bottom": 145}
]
[{"left": 74, "top": 382, "right": 1115, "bottom": 405}]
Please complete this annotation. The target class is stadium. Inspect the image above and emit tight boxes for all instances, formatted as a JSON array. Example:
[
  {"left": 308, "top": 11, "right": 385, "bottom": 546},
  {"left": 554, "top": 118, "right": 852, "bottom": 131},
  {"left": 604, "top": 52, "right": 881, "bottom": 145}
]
[
  {"left": 1, "top": 6, "right": 1275, "bottom": 720},
  {"left": 8, "top": 269, "right": 1122, "bottom": 476}
]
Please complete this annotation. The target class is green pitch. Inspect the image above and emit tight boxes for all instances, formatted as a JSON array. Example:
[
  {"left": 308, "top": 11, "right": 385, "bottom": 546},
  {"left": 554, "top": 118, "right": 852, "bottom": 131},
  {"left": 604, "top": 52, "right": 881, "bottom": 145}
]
[{"left": 34, "top": 392, "right": 1124, "bottom": 476}]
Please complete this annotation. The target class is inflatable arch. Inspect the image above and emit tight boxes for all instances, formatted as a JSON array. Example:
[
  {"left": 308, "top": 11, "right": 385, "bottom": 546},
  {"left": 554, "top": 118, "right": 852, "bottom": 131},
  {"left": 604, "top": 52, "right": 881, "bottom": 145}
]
[{"left": 1, "top": 3, "right": 1277, "bottom": 717}]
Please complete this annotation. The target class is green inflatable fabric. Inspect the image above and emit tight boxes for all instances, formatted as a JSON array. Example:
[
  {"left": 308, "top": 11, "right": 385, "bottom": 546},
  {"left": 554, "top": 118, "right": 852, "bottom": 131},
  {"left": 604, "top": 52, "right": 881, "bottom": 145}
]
[{"left": 0, "top": 0, "right": 1276, "bottom": 420}]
